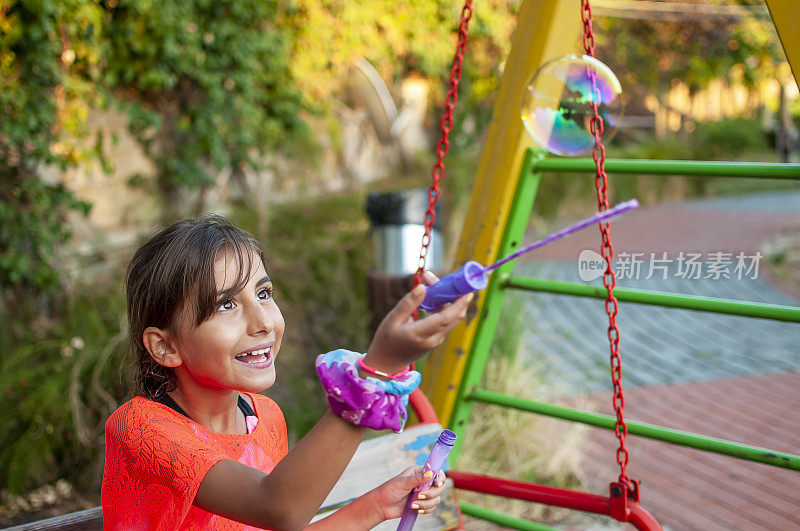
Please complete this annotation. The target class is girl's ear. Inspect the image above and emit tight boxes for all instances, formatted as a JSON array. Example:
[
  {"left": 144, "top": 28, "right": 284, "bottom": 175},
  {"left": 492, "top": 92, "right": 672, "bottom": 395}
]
[{"left": 142, "top": 327, "right": 182, "bottom": 368}]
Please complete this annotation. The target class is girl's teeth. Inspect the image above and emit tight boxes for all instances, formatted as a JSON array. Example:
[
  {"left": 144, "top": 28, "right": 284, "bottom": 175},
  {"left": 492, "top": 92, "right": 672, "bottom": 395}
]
[
  {"left": 236, "top": 349, "right": 270, "bottom": 362},
  {"left": 236, "top": 348, "right": 270, "bottom": 359}
]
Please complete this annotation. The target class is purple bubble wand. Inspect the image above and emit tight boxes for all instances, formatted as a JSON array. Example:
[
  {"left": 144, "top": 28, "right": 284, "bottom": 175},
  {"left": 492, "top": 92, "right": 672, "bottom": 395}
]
[
  {"left": 473, "top": 198, "right": 639, "bottom": 278},
  {"left": 419, "top": 199, "right": 639, "bottom": 312}
]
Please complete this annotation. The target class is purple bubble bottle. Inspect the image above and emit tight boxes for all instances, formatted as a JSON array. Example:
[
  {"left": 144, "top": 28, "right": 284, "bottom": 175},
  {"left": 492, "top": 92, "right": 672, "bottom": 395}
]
[{"left": 396, "top": 429, "right": 457, "bottom": 531}]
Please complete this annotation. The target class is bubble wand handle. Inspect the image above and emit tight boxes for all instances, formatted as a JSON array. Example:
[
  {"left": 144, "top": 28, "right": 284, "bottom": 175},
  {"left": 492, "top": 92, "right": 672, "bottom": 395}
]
[
  {"left": 419, "top": 261, "right": 489, "bottom": 312},
  {"left": 473, "top": 198, "right": 639, "bottom": 278},
  {"left": 397, "top": 430, "right": 457, "bottom": 531}
]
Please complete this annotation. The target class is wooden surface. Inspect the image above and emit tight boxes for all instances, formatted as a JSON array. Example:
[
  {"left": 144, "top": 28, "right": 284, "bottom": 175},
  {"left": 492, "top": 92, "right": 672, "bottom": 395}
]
[{"left": 3, "top": 507, "right": 102, "bottom": 530}]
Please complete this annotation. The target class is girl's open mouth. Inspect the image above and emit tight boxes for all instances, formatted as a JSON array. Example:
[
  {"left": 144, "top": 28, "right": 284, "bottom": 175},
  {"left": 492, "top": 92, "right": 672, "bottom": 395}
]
[{"left": 234, "top": 347, "right": 273, "bottom": 369}]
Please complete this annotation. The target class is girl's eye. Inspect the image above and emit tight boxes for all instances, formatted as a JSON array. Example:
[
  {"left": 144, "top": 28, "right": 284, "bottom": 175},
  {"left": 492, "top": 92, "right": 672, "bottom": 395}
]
[
  {"left": 217, "top": 300, "right": 235, "bottom": 312},
  {"left": 257, "top": 287, "right": 273, "bottom": 300}
]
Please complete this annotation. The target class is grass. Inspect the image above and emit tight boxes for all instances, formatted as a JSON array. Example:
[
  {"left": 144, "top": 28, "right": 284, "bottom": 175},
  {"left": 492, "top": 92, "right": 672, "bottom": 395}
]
[{"left": 762, "top": 228, "right": 800, "bottom": 302}]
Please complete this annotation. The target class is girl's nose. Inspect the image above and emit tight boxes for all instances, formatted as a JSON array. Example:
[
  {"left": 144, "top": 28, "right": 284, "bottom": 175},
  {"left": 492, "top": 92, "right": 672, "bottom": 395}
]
[{"left": 246, "top": 301, "right": 274, "bottom": 336}]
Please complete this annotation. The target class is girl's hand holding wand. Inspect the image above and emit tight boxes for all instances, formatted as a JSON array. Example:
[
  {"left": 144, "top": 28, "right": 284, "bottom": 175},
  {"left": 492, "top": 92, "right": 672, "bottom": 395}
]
[
  {"left": 362, "top": 271, "right": 473, "bottom": 379},
  {"left": 307, "top": 467, "right": 446, "bottom": 530},
  {"left": 371, "top": 467, "right": 447, "bottom": 520}
]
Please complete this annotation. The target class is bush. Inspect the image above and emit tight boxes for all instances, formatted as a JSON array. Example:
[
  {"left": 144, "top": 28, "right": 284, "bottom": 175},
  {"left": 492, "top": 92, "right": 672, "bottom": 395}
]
[
  {"left": 690, "top": 117, "right": 769, "bottom": 160},
  {"left": 0, "top": 288, "right": 128, "bottom": 495},
  {"left": 0, "top": 0, "right": 98, "bottom": 294}
]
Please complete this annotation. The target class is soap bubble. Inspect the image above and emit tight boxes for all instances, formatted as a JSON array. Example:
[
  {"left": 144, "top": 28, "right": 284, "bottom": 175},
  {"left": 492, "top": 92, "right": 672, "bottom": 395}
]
[{"left": 521, "top": 54, "right": 622, "bottom": 157}]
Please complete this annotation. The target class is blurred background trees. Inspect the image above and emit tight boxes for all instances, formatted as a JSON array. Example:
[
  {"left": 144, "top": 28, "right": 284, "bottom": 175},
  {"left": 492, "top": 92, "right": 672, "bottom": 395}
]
[{"left": 1, "top": 0, "right": 798, "bottom": 522}]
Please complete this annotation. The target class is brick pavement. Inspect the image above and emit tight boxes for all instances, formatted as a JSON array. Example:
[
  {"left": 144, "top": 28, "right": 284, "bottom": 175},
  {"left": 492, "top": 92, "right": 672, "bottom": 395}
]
[
  {"left": 576, "top": 371, "right": 800, "bottom": 531},
  {"left": 514, "top": 259, "right": 799, "bottom": 396}
]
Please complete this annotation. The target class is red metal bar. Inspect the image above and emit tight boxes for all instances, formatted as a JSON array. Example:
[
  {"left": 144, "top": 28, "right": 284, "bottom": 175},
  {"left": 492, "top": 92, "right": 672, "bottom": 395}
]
[
  {"left": 629, "top": 503, "right": 663, "bottom": 531},
  {"left": 449, "top": 470, "right": 609, "bottom": 513},
  {"left": 409, "top": 388, "right": 440, "bottom": 425},
  {"left": 448, "top": 470, "right": 662, "bottom": 531}
]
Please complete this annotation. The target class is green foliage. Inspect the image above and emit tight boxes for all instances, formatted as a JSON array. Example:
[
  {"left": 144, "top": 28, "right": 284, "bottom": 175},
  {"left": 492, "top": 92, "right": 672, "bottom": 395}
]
[
  {"left": 0, "top": 0, "right": 522, "bottom": 295},
  {"left": 596, "top": 5, "right": 785, "bottom": 95},
  {"left": 690, "top": 117, "right": 769, "bottom": 160},
  {"left": 1, "top": 0, "right": 310, "bottom": 295},
  {"left": 0, "top": 179, "right": 90, "bottom": 289},
  {"left": 533, "top": 116, "right": 780, "bottom": 221},
  {"left": 614, "top": 117, "right": 774, "bottom": 199},
  {"left": 285, "top": 0, "right": 519, "bottom": 127},
  {"left": 0, "top": 288, "right": 128, "bottom": 494},
  {"left": 103, "top": 0, "right": 306, "bottom": 203},
  {"left": 0, "top": 0, "right": 100, "bottom": 292}
]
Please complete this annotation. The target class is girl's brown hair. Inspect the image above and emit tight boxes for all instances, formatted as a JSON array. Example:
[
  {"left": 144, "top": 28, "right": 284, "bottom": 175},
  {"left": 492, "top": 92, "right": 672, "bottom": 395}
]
[{"left": 126, "top": 215, "right": 265, "bottom": 398}]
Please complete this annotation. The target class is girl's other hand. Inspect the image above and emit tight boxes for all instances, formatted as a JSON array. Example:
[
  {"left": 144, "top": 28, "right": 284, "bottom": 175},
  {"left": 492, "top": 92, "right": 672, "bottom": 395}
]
[
  {"left": 369, "top": 466, "right": 447, "bottom": 521},
  {"left": 364, "top": 271, "right": 472, "bottom": 374}
]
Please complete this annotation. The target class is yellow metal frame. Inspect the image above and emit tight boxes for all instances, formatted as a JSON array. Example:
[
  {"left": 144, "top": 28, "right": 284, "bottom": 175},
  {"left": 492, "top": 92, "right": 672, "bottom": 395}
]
[
  {"left": 765, "top": 0, "right": 800, "bottom": 86},
  {"left": 421, "top": 0, "right": 582, "bottom": 425}
]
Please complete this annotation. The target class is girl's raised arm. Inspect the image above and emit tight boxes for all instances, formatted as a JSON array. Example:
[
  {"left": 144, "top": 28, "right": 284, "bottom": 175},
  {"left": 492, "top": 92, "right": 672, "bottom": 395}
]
[{"left": 195, "top": 277, "right": 471, "bottom": 529}]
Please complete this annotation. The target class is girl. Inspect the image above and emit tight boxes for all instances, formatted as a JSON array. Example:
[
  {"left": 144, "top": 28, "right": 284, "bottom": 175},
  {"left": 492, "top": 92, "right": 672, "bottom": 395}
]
[{"left": 101, "top": 215, "right": 472, "bottom": 530}]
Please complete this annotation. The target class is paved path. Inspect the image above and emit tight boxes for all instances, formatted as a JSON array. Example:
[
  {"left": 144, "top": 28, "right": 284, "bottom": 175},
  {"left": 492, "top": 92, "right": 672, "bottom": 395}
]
[
  {"left": 502, "top": 191, "right": 800, "bottom": 530},
  {"left": 512, "top": 190, "right": 800, "bottom": 396},
  {"left": 512, "top": 260, "right": 799, "bottom": 396},
  {"left": 527, "top": 191, "right": 800, "bottom": 261}
]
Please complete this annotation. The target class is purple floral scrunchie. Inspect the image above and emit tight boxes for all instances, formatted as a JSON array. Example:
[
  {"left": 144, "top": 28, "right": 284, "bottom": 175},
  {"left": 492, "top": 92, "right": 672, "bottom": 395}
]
[{"left": 316, "top": 349, "right": 421, "bottom": 433}]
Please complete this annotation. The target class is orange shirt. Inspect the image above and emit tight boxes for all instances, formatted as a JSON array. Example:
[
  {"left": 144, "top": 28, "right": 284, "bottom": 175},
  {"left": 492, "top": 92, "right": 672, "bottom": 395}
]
[{"left": 101, "top": 393, "right": 288, "bottom": 530}]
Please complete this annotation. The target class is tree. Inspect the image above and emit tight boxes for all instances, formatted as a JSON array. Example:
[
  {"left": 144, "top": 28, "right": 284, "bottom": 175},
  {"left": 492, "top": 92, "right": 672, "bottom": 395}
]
[
  {"left": 0, "top": 0, "right": 97, "bottom": 294},
  {"left": 102, "top": 0, "right": 306, "bottom": 213},
  {"left": 284, "top": 0, "right": 520, "bottom": 134},
  {"left": 594, "top": 1, "right": 785, "bottom": 103}
]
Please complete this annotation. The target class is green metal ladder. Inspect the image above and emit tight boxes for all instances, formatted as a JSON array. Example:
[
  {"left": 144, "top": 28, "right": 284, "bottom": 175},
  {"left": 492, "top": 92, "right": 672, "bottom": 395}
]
[{"left": 446, "top": 148, "right": 800, "bottom": 529}]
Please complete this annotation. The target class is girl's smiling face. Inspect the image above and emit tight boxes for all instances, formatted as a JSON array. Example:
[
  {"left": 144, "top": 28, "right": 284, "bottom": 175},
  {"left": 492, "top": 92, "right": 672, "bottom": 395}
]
[{"left": 169, "top": 249, "right": 284, "bottom": 394}]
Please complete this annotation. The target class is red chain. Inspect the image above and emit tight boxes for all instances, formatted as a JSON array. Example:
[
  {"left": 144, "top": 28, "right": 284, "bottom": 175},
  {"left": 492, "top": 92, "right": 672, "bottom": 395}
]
[
  {"left": 413, "top": 1, "right": 473, "bottom": 304},
  {"left": 581, "top": 0, "right": 631, "bottom": 488}
]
